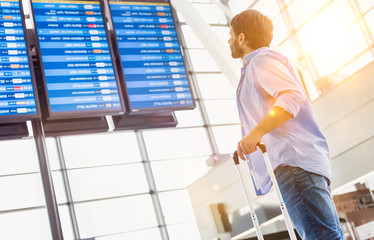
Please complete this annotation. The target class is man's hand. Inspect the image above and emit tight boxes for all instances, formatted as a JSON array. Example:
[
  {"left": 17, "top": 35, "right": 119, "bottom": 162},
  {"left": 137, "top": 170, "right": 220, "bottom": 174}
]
[{"left": 237, "top": 130, "right": 263, "bottom": 160}]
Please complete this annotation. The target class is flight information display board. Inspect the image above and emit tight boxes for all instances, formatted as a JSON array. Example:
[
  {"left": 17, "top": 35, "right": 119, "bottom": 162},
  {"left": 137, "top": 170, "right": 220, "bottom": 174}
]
[
  {"left": 0, "top": 0, "right": 40, "bottom": 123},
  {"left": 31, "top": 0, "right": 125, "bottom": 119},
  {"left": 109, "top": 0, "right": 195, "bottom": 113}
]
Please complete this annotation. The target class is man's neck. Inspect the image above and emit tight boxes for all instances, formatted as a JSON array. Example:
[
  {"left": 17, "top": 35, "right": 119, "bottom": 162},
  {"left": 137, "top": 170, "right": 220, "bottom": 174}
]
[{"left": 241, "top": 47, "right": 255, "bottom": 59}]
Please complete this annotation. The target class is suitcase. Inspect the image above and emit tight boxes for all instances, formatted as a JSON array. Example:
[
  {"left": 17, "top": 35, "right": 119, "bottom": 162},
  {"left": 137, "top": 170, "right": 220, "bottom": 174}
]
[{"left": 233, "top": 143, "right": 297, "bottom": 240}]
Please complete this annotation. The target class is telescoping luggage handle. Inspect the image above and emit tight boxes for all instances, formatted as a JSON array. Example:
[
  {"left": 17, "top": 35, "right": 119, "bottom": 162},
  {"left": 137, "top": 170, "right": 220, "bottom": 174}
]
[
  {"left": 233, "top": 150, "right": 264, "bottom": 240},
  {"left": 233, "top": 143, "right": 297, "bottom": 240}
]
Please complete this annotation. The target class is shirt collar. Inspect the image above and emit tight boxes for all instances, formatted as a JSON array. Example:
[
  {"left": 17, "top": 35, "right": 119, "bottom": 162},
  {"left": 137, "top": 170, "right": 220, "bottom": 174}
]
[{"left": 242, "top": 47, "right": 268, "bottom": 67}]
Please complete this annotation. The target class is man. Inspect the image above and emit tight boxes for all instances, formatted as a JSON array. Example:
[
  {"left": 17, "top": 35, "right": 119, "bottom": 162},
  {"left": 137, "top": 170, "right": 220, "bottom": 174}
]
[{"left": 229, "top": 9, "right": 345, "bottom": 240}]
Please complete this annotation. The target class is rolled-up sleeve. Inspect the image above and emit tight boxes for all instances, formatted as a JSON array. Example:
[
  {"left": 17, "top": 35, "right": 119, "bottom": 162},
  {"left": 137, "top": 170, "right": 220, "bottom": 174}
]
[{"left": 250, "top": 53, "right": 306, "bottom": 117}]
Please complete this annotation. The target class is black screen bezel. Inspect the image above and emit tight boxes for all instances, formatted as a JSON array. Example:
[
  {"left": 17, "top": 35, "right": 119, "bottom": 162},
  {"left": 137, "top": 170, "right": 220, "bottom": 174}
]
[
  {"left": 106, "top": 0, "right": 196, "bottom": 114},
  {"left": 0, "top": 0, "right": 41, "bottom": 124},
  {"left": 29, "top": 0, "right": 126, "bottom": 120}
]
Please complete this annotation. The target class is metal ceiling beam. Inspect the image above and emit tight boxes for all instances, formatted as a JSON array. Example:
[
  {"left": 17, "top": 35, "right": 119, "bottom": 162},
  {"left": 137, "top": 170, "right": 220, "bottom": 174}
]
[
  {"left": 170, "top": 0, "right": 241, "bottom": 88},
  {"left": 209, "top": 0, "right": 234, "bottom": 20}
]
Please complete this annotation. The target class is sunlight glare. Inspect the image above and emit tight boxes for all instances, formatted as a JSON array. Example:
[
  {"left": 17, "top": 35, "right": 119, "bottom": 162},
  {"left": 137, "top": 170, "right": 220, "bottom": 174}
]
[
  {"left": 299, "top": 13, "right": 346, "bottom": 56},
  {"left": 298, "top": 1, "right": 356, "bottom": 56},
  {"left": 313, "top": 22, "right": 368, "bottom": 77},
  {"left": 296, "top": 1, "right": 369, "bottom": 78}
]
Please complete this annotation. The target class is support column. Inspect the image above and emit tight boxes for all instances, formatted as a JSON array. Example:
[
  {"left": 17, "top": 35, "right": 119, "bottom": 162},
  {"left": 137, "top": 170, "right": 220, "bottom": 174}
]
[
  {"left": 136, "top": 131, "right": 169, "bottom": 240},
  {"left": 32, "top": 120, "right": 64, "bottom": 240}
]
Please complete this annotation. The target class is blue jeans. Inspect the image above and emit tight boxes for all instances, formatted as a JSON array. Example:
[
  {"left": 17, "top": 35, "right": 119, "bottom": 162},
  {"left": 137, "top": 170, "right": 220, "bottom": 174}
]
[{"left": 274, "top": 166, "right": 345, "bottom": 240}]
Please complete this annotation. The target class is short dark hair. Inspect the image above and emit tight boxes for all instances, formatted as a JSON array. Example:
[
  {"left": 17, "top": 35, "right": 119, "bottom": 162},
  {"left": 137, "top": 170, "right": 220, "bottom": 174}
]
[{"left": 230, "top": 9, "right": 273, "bottom": 50}]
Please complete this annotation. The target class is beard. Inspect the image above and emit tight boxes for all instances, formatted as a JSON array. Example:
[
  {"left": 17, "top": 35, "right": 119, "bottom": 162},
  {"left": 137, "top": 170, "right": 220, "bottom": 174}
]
[{"left": 230, "top": 39, "right": 245, "bottom": 59}]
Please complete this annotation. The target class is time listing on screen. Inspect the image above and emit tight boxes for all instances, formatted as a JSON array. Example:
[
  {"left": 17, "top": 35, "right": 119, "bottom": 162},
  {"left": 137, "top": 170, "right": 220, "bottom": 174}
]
[
  {"left": 0, "top": 0, "right": 38, "bottom": 117},
  {"left": 109, "top": 0, "right": 194, "bottom": 111},
  {"left": 32, "top": 0, "right": 123, "bottom": 114}
]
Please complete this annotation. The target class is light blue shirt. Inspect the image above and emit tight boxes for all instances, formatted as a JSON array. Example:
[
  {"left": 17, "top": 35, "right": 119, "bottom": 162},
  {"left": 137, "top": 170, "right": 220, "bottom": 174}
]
[{"left": 236, "top": 47, "right": 331, "bottom": 195}]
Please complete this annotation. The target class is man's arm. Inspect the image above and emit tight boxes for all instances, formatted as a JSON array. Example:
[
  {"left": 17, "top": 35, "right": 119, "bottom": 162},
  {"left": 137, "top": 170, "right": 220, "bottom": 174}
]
[{"left": 237, "top": 106, "right": 293, "bottom": 160}]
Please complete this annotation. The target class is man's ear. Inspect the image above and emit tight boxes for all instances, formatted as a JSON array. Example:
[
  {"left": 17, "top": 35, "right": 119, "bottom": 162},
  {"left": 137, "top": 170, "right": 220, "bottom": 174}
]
[{"left": 238, "top": 33, "right": 246, "bottom": 46}]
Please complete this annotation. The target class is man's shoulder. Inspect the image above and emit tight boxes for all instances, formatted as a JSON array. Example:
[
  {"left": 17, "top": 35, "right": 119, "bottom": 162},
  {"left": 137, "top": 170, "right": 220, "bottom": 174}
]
[
  {"left": 250, "top": 49, "right": 288, "bottom": 70},
  {"left": 253, "top": 48, "right": 288, "bottom": 64}
]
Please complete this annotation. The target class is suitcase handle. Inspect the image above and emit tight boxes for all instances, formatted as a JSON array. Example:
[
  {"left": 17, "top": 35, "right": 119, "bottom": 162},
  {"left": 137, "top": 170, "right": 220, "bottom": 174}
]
[
  {"left": 232, "top": 143, "right": 266, "bottom": 165},
  {"left": 232, "top": 143, "right": 298, "bottom": 240},
  {"left": 256, "top": 142, "right": 266, "bottom": 153}
]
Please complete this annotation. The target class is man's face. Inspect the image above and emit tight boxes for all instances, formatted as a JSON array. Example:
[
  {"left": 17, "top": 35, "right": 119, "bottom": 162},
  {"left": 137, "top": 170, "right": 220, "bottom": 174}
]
[{"left": 228, "top": 28, "right": 245, "bottom": 59}]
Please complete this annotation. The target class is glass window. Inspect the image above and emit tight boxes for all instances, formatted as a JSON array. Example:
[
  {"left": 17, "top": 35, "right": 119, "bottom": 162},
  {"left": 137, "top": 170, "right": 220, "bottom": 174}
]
[
  {"left": 75, "top": 195, "right": 158, "bottom": 238},
  {"left": 95, "top": 228, "right": 162, "bottom": 240},
  {"left": 167, "top": 221, "right": 202, "bottom": 240},
  {"left": 277, "top": 39, "right": 298, "bottom": 62},
  {"left": 67, "top": 164, "right": 148, "bottom": 202},
  {"left": 251, "top": 0, "right": 280, "bottom": 19},
  {"left": 297, "top": 0, "right": 357, "bottom": 55},
  {"left": 364, "top": 8, "right": 374, "bottom": 38},
  {"left": 61, "top": 132, "right": 142, "bottom": 169},
  {"left": 298, "top": 61, "right": 320, "bottom": 101},
  {"left": 337, "top": 51, "right": 373, "bottom": 77},
  {"left": 190, "top": 0, "right": 210, "bottom": 3},
  {"left": 272, "top": 14, "right": 289, "bottom": 46},
  {"left": 188, "top": 49, "right": 221, "bottom": 72},
  {"left": 174, "top": 104, "right": 205, "bottom": 128},
  {"left": 312, "top": 22, "right": 368, "bottom": 78},
  {"left": 0, "top": 208, "right": 52, "bottom": 240},
  {"left": 151, "top": 157, "right": 209, "bottom": 191},
  {"left": 46, "top": 137, "right": 61, "bottom": 171},
  {"left": 52, "top": 171, "right": 68, "bottom": 204},
  {"left": 287, "top": 0, "right": 329, "bottom": 29},
  {"left": 282, "top": 0, "right": 293, "bottom": 7},
  {"left": 181, "top": 25, "right": 204, "bottom": 49},
  {"left": 58, "top": 205, "right": 75, "bottom": 240},
  {"left": 212, "top": 125, "right": 242, "bottom": 154},
  {"left": 196, "top": 74, "right": 236, "bottom": 99},
  {"left": 0, "top": 173, "right": 45, "bottom": 211},
  {"left": 192, "top": 3, "right": 227, "bottom": 24},
  {"left": 357, "top": 0, "right": 374, "bottom": 13},
  {"left": 212, "top": 26, "right": 231, "bottom": 49},
  {"left": 204, "top": 99, "right": 240, "bottom": 125},
  {"left": 143, "top": 128, "right": 212, "bottom": 160},
  {"left": 229, "top": 0, "right": 255, "bottom": 15},
  {"left": 158, "top": 190, "right": 196, "bottom": 224},
  {"left": 0, "top": 139, "right": 39, "bottom": 175},
  {"left": 181, "top": 26, "right": 229, "bottom": 51},
  {"left": 176, "top": 11, "right": 185, "bottom": 23}
]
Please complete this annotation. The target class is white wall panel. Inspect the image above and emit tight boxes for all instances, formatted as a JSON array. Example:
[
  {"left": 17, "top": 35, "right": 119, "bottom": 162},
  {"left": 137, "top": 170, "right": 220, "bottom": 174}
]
[
  {"left": 330, "top": 137, "right": 374, "bottom": 189},
  {"left": 313, "top": 61, "right": 374, "bottom": 129},
  {"left": 313, "top": 61, "right": 374, "bottom": 187}
]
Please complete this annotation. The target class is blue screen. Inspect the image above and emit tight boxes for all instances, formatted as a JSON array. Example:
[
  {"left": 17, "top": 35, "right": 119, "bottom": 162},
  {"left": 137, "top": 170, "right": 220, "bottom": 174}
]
[
  {"left": 0, "top": 0, "right": 38, "bottom": 118},
  {"left": 109, "top": 0, "right": 194, "bottom": 112},
  {"left": 32, "top": 0, "right": 123, "bottom": 114}
]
